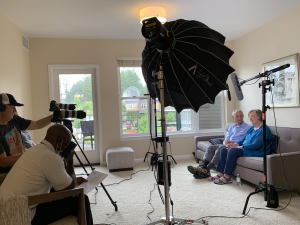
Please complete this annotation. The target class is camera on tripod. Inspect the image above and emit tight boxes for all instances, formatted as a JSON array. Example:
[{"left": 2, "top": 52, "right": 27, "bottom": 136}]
[
  {"left": 49, "top": 100, "right": 87, "bottom": 133},
  {"left": 50, "top": 100, "right": 86, "bottom": 123}
]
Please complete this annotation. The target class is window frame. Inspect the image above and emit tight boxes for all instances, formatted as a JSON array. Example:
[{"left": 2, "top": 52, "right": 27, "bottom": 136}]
[
  {"left": 117, "top": 58, "right": 226, "bottom": 141},
  {"left": 141, "top": 103, "right": 147, "bottom": 109},
  {"left": 117, "top": 59, "right": 151, "bottom": 140},
  {"left": 48, "top": 64, "right": 104, "bottom": 164}
]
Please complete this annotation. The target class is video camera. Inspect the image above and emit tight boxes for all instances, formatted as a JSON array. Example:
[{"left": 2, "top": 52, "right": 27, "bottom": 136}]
[{"left": 49, "top": 100, "right": 86, "bottom": 124}]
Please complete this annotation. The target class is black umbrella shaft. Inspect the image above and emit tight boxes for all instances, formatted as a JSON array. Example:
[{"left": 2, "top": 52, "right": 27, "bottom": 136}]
[{"left": 158, "top": 64, "right": 171, "bottom": 222}]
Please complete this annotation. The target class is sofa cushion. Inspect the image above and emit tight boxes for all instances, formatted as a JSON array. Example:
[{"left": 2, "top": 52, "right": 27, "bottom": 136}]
[
  {"left": 236, "top": 157, "right": 263, "bottom": 172},
  {"left": 269, "top": 126, "right": 300, "bottom": 154},
  {"left": 197, "top": 141, "right": 211, "bottom": 152}
]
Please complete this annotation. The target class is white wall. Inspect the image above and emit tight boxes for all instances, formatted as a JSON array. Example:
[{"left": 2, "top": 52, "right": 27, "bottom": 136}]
[
  {"left": 0, "top": 12, "right": 33, "bottom": 136},
  {"left": 232, "top": 5, "right": 300, "bottom": 127}
]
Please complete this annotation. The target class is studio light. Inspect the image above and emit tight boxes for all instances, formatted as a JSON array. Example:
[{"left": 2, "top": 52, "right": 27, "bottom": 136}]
[{"left": 141, "top": 17, "right": 171, "bottom": 52}]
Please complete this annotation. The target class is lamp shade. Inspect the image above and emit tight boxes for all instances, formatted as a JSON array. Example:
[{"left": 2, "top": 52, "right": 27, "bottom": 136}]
[{"left": 139, "top": 6, "right": 167, "bottom": 24}]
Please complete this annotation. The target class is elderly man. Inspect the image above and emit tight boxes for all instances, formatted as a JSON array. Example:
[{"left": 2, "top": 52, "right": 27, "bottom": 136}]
[
  {"left": 0, "top": 93, "right": 53, "bottom": 173},
  {"left": 0, "top": 124, "right": 94, "bottom": 225},
  {"left": 188, "top": 109, "right": 251, "bottom": 179}
]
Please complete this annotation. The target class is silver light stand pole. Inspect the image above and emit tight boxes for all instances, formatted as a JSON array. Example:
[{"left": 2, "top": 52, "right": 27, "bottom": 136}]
[
  {"left": 147, "top": 63, "right": 208, "bottom": 225},
  {"left": 159, "top": 63, "right": 172, "bottom": 224}
]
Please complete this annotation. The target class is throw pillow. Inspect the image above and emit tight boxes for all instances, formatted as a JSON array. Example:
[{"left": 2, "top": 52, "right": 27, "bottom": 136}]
[
  {"left": 271, "top": 135, "right": 279, "bottom": 154},
  {"left": 209, "top": 138, "right": 224, "bottom": 145}
]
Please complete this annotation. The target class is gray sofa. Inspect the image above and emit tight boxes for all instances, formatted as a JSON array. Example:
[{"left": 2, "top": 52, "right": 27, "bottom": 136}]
[{"left": 194, "top": 123, "right": 300, "bottom": 189}]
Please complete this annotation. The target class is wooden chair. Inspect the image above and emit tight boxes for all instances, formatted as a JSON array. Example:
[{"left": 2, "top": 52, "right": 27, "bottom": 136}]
[
  {"left": 0, "top": 177, "right": 86, "bottom": 225},
  {"left": 80, "top": 120, "right": 94, "bottom": 150}
]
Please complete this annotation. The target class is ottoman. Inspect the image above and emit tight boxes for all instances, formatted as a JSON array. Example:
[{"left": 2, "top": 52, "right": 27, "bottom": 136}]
[{"left": 106, "top": 147, "right": 134, "bottom": 172}]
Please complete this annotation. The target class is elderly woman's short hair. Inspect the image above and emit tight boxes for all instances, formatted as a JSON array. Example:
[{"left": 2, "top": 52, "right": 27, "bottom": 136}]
[
  {"left": 248, "top": 109, "right": 262, "bottom": 122},
  {"left": 232, "top": 109, "right": 243, "bottom": 117}
]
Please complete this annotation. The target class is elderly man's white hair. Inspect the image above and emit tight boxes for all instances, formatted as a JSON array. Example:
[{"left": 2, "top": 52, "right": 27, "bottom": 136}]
[{"left": 232, "top": 109, "right": 243, "bottom": 117}]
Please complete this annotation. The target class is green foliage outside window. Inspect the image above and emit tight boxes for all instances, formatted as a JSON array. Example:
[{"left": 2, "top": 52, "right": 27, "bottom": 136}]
[
  {"left": 60, "top": 75, "right": 94, "bottom": 130},
  {"left": 120, "top": 69, "right": 147, "bottom": 96}
]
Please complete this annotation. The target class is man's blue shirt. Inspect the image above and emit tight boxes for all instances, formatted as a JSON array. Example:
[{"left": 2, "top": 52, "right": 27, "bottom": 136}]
[{"left": 225, "top": 122, "right": 252, "bottom": 143}]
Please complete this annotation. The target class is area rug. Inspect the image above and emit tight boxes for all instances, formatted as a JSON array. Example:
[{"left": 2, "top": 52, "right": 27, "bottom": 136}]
[{"left": 75, "top": 159, "right": 300, "bottom": 225}]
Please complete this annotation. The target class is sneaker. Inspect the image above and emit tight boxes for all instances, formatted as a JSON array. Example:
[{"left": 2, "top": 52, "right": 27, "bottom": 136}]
[
  {"left": 187, "top": 165, "right": 201, "bottom": 174},
  {"left": 194, "top": 168, "right": 211, "bottom": 179},
  {"left": 193, "top": 173, "right": 204, "bottom": 179},
  {"left": 199, "top": 160, "right": 209, "bottom": 169}
]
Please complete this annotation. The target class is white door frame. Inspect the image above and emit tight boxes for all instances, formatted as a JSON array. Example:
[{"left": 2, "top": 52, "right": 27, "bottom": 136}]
[{"left": 48, "top": 65, "right": 103, "bottom": 165}]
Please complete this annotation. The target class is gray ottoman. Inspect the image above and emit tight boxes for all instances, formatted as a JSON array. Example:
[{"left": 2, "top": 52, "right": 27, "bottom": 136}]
[{"left": 106, "top": 147, "right": 134, "bottom": 172}]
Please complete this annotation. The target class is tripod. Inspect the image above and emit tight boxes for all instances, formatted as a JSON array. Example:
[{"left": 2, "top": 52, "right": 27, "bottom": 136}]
[
  {"left": 60, "top": 119, "right": 118, "bottom": 211},
  {"left": 146, "top": 62, "right": 207, "bottom": 225},
  {"left": 240, "top": 73, "right": 300, "bottom": 214}
]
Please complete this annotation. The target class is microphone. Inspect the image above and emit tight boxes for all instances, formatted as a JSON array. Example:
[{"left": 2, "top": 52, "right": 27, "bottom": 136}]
[
  {"left": 230, "top": 73, "right": 244, "bottom": 101},
  {"left": 265, "top": 64, "right": 290, "bottom": 75},
  {"left": 49, "top": 100, "right": 76, "bottom": 111}
]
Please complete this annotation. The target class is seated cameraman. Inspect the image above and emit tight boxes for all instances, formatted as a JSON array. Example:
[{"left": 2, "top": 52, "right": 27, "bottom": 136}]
[
  {"left": 0, "top": 93, "right": 53, "bottom": 173},
  {"left": 0, "top": 124, "right": 94, "bottom": 225}
]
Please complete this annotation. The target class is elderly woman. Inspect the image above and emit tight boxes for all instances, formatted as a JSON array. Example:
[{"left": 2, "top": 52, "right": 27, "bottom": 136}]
[{"left": 210, "top": 109, "right": 272, "bottom": 185}]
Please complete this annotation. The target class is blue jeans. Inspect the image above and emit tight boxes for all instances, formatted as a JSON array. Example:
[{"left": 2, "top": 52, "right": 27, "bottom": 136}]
[{"left": 216, "top": 147, "right": 243, "bottom": 176}]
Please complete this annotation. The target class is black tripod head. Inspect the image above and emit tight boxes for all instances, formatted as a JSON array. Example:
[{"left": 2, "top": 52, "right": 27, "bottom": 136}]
[
  {"left": 52, "top": 118, "right": 74, "bottom": 134},
  {"left": 62, "top": 119, "right": 74, "bottom": 134}
]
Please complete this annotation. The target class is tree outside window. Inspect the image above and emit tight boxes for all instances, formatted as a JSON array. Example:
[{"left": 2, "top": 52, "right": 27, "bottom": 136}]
[{"left": 120, "top": 68, "right": 149, "bottom": 134}]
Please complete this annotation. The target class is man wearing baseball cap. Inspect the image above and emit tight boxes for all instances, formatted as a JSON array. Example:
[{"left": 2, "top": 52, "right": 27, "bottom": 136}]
[{"left": 0, "top": 93, "right": 53, "bottom": 174}]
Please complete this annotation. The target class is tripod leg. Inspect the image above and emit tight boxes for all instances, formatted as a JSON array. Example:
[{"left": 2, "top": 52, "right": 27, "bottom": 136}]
[
  {"left": 74, "top": 152, "right": 88, "bottom": 175},
  {"left": 73, "top": 135, "right": 94, "bottom": 170},
  {"left": 243, "top": 188, "right": 265, "bottom": 215},
  {"left": 167, "top": 155, "right": 177, "bottom": 164},
  {"left": 100, "top": 183, "right": 118, "bottom": 211}
]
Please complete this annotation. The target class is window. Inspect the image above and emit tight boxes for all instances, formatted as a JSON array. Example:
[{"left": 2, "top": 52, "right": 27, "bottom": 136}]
[
  {"left": 141, "top": 103, "right": 147, "bottom": 109},
  {"left": 59, "top": 74, "right": 95, "bottom": 131},
  {"left": 156, "top": 102, "right": 192, "bottom": 133},
  {"left": 118, "top": 59, "right": 224, "bottom": 139},
  {"left": 198, "top": 94, "right": 222, "bottom": 129},
  {"left": 48, "top": 65, "right": 102, "bottom": 165},
  {"left": 118, "top": 59, "right": 149, "bottom": 135}
]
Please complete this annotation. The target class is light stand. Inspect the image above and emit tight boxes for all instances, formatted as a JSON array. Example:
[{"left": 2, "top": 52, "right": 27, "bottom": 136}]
[
  {"left": 146, "top": 62, "right": 207, "bottom": 225},
  {"left": 234, "top": 65, "right": 300, "bottom": 214},
  {"left": 58, "top": 119, "right": 118, "bottom": 211},
  {"left": 242, "top": 79, "right": 273, "bottom": 213},
  {"left": 143, "top": 97, "right": 177, "bottom": 171}
]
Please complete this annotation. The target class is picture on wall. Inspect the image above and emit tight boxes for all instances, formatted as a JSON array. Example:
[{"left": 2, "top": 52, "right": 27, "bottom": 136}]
[{"left": 263, "top": 53, "right": 299, "bottom": 107}]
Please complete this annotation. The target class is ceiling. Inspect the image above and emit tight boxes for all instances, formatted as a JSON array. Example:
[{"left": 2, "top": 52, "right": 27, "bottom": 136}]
[{"left": 1, "top": 0, "right": 300, "bottom": 41}]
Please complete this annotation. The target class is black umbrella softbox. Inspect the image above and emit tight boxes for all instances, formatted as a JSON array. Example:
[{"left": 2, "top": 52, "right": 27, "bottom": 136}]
[{"left": 142, "top": 18, "right": 235, "bottom": 113}]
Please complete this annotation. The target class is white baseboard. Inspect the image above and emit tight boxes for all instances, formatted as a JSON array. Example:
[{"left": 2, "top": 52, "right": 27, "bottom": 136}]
[{"left": 134, "top": 154, "right": 194, "bottom": 164}]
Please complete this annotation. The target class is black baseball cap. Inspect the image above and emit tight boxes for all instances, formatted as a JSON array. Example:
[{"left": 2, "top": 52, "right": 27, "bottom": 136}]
[{"left": 1, "top": 93, "right": 24, "bottom": 106}]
